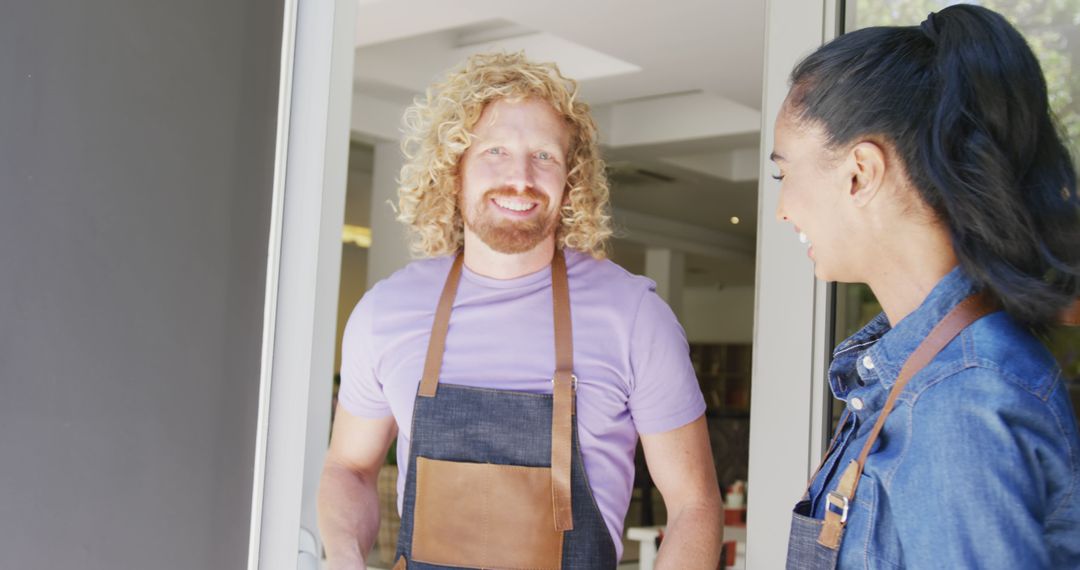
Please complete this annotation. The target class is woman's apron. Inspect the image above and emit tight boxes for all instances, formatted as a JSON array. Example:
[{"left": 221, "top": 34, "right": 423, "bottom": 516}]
[
  {"left": 392, "top": 250, "right": 617, "bottom": 570},
  {"left": 786, "top": 293, "right": 998, "bottom": 569}
]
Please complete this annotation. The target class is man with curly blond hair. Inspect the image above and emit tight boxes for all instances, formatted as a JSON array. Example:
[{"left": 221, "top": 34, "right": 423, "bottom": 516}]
[{"left": 319, "top": 53, "right": 722, "bottom": 570}]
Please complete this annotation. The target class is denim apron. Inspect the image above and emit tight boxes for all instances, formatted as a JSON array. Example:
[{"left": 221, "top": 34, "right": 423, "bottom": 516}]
[
  {"left": 392, "top": 250, "right": 618, "bottom": 570},
  {"left": 785, "top": 293, "right": 997, "bottom": 569}
]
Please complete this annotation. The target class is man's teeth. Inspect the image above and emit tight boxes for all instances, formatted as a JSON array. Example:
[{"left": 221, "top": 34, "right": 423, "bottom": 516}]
[
  {"left": 494, "top": 198, "right": 534, "bottom": 212},
  {"left": 798, "top": 231, "right": 809, "bottom": 245}
]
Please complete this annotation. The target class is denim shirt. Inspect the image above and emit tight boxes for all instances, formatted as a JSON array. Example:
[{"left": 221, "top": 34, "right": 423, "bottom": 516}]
[{"left": 806, "top": 268, "right": 1080, "bottom": 569}]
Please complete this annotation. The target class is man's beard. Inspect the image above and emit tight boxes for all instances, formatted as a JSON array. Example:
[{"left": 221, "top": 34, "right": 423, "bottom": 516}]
[{"left": 461, "top": 187, "right": 561, "bottom": 254}]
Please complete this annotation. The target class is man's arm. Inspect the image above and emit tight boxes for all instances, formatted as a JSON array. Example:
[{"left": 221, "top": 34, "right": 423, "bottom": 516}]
[
  {"left": 317, "top": 406, "right": 397, "bottom": 570},
  {"left": 640, "top": 415, "right": 723, "bottom": 570}
]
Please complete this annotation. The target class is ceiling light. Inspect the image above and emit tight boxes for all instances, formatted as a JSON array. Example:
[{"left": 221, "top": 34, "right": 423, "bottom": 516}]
[{"left": 730, "top": 216, "right": 740, "bottom": 225}]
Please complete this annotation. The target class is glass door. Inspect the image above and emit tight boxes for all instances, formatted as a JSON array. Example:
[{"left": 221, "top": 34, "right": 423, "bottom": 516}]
[
  {"left": 749, "top": 0, "right": 1080, "bottom": 565},
  {"left": 836, "top": 0, "right": 1080, "bottom": 427}
]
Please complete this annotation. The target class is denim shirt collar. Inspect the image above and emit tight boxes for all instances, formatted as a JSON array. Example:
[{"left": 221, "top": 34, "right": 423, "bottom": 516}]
[{"left": 829, "top": 266, "right": 980, "bottom": 400}]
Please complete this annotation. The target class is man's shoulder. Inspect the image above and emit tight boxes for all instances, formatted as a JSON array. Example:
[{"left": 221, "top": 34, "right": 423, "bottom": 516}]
[
  {"left": 344, "top": 256, "right": 454, "bottom": 345},
  {"left": 566, "top": 249, "right": 656, "bottom": 297},
  {"left": 365, "top": 255, "right": 455, "bottom": 301}
]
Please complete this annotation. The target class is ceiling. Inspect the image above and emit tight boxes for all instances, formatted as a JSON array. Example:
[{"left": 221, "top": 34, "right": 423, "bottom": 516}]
[{"left": 350, "top": 0, "right": 769, "bottom": 286}]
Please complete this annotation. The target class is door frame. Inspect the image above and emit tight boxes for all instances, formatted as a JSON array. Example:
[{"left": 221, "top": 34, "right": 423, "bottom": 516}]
[
  {"left": 247, "top": 0, "right": 356, "bottom": 568},
  {"left": 249, "top": 1, "right": 846, "bottom": 567},
  {"left": 746, "top": 0, "right": 842, "bottom": 567}
]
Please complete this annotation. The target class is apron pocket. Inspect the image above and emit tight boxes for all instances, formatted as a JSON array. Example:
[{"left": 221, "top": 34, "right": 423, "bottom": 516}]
[
  {"left": 412, "top": 456, "right": 564, "bottom": 569},
  {"left": 786, "top": 507, "right": 840, "bottom": 570}
]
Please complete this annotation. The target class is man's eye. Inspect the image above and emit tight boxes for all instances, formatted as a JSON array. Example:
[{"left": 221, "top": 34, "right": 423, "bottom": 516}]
[
  {"left": 536, "top": 151, "right": 552, "bottom": 160},
  {"left": 486, "top": 147, "right": 502, "bottom": 155}
]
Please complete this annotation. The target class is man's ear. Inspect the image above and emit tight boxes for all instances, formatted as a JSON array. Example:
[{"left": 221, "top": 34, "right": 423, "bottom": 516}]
[{"left": 848, "top": 141, "right": 887, "bottom": 207}]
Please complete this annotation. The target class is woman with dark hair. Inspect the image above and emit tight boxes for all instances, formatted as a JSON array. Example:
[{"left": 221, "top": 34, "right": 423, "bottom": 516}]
[{"left": 771, "top": 4, "right": 1080, "bottom": 569}]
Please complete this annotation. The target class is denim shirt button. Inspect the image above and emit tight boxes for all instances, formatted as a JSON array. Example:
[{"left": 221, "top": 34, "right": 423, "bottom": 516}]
[
  {"left": 862, "top": 355, "right": 875, "bottom": 370},
  {"left": 850, "top": 397, "right": 865, "bottom": 411}
]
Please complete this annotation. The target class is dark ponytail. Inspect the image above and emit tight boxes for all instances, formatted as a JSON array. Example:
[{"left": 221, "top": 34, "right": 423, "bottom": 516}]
[{"left": 788, "top": 4, "right": 1080, "bottom": 330}]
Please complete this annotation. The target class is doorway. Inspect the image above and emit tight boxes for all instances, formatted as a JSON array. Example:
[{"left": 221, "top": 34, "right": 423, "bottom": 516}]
[{"left": 331, "top": 2, "right": 767, "bottom": 568}]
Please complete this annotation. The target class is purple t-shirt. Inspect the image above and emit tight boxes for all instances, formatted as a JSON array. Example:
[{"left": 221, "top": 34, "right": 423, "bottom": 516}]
[{"left": 339, "top": 249, "right": 706, "bottom": 557}]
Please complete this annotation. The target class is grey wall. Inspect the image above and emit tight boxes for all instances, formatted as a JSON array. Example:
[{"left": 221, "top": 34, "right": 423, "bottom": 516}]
[{"left": 0, "top": 1, "right": 283, "bottom": 568}]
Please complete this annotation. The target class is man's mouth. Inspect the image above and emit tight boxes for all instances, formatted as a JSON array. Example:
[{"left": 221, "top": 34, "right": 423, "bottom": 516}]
[{"left": 492, "top": 196, "right": 538, "bottom": 213}]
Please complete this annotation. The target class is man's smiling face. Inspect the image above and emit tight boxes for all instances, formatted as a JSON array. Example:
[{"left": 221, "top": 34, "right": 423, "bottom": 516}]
[{"left": 458, "top": 97, "right": 571, "bottom": 255}]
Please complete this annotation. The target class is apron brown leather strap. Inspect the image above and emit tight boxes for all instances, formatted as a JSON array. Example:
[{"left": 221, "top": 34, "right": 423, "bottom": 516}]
[
  {"left": 550, "top": 248, "right": 575, "bottom": 531},
  {"left": 417, "top": 253, "right": 465, "bottom": 398},
  {"left": 416, "top": 249, "right": 576, "bottom": 532},
  {"left": 818, "top": 292, "right": 998, "bottom": 548}
]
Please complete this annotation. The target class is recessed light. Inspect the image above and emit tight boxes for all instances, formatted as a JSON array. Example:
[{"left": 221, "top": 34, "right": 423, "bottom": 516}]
[{"left": 730, "top": 216, "right": 740, "bottom": 225}]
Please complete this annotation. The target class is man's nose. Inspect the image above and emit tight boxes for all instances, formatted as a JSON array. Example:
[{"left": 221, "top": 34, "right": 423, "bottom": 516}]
[{"left": 504, "top": 155, "right": 534, "bottom": 192}]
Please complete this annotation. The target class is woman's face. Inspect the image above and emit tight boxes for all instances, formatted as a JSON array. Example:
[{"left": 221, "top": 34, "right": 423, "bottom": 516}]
[{"left": 770, "top": 106, "right": 862, "bottom": 283}]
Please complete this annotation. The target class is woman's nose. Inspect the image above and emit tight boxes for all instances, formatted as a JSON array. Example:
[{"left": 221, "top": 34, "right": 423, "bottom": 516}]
[{"left": 775, "top": 200, "right": 788, "bottom": 222}]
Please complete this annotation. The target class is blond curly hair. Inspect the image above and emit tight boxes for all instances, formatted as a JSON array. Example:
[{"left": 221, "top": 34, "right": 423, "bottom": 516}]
[{"left": 396, "top": 52, "right": 612, "bottom": 258}]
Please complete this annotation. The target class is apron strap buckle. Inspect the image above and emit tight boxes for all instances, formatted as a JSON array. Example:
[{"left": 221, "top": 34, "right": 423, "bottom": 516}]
[
  {"left": 551, "top": 371, "right": 576, "bottom": 531},
  {"left": 817, "top": 460, "right": 860, "bottom": 549},
  {"left": 825, "top": 491, "right": 850, "bottom": 524},
  {"left": 551, "top": 374, "right": 578, "bottom": 390}
]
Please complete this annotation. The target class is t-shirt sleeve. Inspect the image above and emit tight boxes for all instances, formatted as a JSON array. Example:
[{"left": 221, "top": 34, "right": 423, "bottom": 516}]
[
  {"left": 337, "top": 293, "right": 393, "bottom": 418},
  {"left": 626, "top": 289, "right": 706, "bottom": 434}
]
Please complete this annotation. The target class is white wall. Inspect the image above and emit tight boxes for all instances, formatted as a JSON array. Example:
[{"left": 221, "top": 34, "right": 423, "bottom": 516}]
[{"left": 682, "top": 286, "right": 756, "bottom": 344}]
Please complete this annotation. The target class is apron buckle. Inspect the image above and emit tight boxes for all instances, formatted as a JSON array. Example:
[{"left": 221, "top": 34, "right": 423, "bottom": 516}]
[{"left": 825, "top": 491, "right": 850, "bottom": 524}]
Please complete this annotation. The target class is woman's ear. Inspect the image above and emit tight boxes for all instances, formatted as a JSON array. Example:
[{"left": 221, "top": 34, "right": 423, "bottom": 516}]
[{"left": 848, "top": 141, "right": 887, "bottom": 207}]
